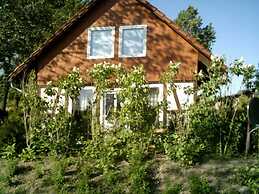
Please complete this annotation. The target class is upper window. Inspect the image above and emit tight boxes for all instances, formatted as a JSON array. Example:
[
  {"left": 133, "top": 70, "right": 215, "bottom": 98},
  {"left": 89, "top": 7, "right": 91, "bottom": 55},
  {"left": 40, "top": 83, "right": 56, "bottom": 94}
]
[
  {"left": 119, "top": 25, "right": 147, "bottom": 58},
  {"left": 87, "top": 27, "right": 115, "bottom": 59}
]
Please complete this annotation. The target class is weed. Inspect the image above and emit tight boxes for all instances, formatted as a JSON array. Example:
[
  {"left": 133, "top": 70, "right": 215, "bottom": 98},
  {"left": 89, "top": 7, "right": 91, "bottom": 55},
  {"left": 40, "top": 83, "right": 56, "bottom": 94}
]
[{"left": 188, "top": 175, "right": 217, "bottom": 194}]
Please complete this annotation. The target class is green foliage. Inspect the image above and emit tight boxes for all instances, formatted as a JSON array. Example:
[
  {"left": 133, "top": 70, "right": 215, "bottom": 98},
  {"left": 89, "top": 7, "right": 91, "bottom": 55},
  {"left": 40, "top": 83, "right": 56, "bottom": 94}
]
[
  {"left": 229, "top": 58, "right": 256, "bottom": 89},
  {"left": 0, "top": 0, "right": 85, "bottom": 74},
  {"left": 175, "top": 6, "right": 216, "bottom": 50},
  {"left": 164, "top": 132, "right": 206, "bottom": 166},
  {"left": 35, "top": 161, "right": 45, "bottom": 179},
  {"left": 232, "top": 165, "right": 259, "bottom": 193},
  {"left": 0, "top": 109, "right": 25, "bottom": 151},
  {"left": 163, "top": 183, "right": 182, "bottom": 194},
  {"left": 89, "top": 62, "right": 123, "bottom": 94},
  {"left": 82, "top": 128, "right": 155, "bottom": 193},
  {"left": 0, "top": 0, "right": 87, "bottom": 113},
  {"left": 21, "top": 71, "right": 48, "bottom": 148},
  {"left": 82, "top": 65, "right": 156, "bottom": 193},
  {"left": 17, "top": 69, "right": 89, "bottom": 155},
  {"left": 58, "top": 67, "right": 84, "bottom": 101},
  {"left": 118, "top": 66, "right": 156, "bottom": 130},
  {"left": 89, "top": 63, "right": 158, "bottom": 135},
  {"left": 19, "top": 147, "right": 36, "bottom": 161},
  {"left": 0, "top": 159, "right": 18, "bottom": 185},
  {"left": 188, "top": 176, "right": 216, "bottom": 194},
  {"left": 255, "top": 64, "right": 259, "bottom": 91},
  {"left": 0, "top": 143, "right": 16, "bottom": 160},
  {"left": 164, "top": 56, "right": 256, "bottom": 165},
  {"left": 50, "top": 157, "right": 68, "bottom": 189}
]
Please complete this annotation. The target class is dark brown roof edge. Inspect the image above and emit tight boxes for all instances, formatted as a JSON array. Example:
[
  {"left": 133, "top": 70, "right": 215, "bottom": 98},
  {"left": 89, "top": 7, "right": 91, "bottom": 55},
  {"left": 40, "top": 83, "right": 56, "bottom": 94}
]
[
  {"left": 137, "top": 0, "right": 211, "bottom": 59},
  {"left": 9, "top": 0, "right": 211, "bottom": 81}
]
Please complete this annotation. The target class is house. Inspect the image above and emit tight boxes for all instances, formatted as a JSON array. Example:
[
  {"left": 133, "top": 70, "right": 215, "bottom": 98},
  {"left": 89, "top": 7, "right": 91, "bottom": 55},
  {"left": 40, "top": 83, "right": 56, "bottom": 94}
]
[{"left": 8, "top": 0, "right": 211, "bottom": 127}]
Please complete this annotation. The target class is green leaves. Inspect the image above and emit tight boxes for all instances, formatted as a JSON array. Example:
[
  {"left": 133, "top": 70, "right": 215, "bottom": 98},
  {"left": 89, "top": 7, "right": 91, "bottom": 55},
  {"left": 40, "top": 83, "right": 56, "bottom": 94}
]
[
  {"left": 229, "top": 58, "right": 256, "bottom": 90},
  {"left": 175, "top": 6, "right": 216, "bottom": 50}
]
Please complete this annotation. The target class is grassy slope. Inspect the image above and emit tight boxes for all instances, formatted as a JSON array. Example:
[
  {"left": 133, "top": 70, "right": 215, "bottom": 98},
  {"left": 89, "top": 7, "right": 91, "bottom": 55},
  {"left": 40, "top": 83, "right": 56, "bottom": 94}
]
[
  {"left": 156, "top": 156, "right": 258, "bottom": 193},
  {"left": 0, "top": 156, "right": 258, "bottom": 194}
]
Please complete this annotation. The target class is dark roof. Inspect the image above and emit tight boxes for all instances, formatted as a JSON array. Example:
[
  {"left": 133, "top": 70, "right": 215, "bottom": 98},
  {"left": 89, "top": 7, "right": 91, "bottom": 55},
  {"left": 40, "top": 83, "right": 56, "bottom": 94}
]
[{"left": 8, "top": 0, "right": 211, "bottom": 81}]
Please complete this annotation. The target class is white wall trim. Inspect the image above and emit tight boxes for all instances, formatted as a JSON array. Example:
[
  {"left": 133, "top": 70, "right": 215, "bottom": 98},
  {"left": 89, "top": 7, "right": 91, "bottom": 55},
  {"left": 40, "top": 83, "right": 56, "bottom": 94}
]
[
  {"left": 167, "top": 82, "right": 195, "bottom": 111},
  {"left": 119, "top": 25, "right": 147, "bottom": 58},
  {"left": 148, "top": 83, "right": 164, "bottom": 122},
  {"left": 87, "top": 26, "right": 115, "bottom": 59}
]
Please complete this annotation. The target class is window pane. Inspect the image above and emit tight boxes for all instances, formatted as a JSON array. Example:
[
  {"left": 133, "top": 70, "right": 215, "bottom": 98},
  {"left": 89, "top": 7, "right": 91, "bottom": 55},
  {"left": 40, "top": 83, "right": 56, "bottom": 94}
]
[
  {"left": 149, "top": 88, "right": 159, "bottom": 106},
  {"left": 90, "top": 29, "right": 113, "bottom": 58},
  {"left": 78, "top": 88, "right": 94, "bottom": 111},
  {"left": 121, "top": 27, "right": 146, "bottom": 57},
  {"left": 105, "top": 93, "right": 115, "bottom": 119}
]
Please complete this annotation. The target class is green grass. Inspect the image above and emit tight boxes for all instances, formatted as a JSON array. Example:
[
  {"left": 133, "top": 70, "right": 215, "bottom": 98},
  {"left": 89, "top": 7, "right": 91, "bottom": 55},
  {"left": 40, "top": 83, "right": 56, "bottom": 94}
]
[{"left": 0, "top": 156, "right": 258, "bottom": 194}]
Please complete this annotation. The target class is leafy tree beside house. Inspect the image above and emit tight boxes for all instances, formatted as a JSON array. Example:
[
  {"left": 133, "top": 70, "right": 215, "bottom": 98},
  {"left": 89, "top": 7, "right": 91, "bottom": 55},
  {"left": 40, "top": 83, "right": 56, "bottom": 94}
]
[
  {"left": 255, "top": 64, "right": 259, "bottom": 92},
  {"left": 175, "top": 6, "right": 216, "bottom": 51},
  {"left": 0, "top": 0, "right": 87, "bottom": 112}
]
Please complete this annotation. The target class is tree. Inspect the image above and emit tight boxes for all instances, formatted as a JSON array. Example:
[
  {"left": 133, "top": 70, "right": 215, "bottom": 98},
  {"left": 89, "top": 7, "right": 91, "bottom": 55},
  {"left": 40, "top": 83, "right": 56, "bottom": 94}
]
[
  {"left": 255, "top": 64, "right": 259, "bottom": 92},
  {"left": 0, "top": 0, "right": 88, "bottom": 111},
  {"left": 175, "top": 6, "right": 216, "bottom": 51}
]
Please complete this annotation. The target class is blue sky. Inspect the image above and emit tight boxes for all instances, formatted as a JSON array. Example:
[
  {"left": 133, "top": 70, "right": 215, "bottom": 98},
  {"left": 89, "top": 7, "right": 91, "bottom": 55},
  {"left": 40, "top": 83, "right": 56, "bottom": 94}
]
[{"left": 149, "top": 0, "right": 259, "bottom": 93}]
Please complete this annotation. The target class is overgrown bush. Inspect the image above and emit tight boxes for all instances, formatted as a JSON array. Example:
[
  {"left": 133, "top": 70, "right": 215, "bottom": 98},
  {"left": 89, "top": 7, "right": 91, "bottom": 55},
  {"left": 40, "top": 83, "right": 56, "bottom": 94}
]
[
  {"left": 188, "top": 176, "right": 216, "bottom": 194},
  {"left": 232, "top": 164, "right": 259, "bottom": 193},
  {"left": 0, "top": 110, "right": 25, "bottom": 153},
  {"left": 0, "top": 143, "right": 16, "bottom": 160},
  {"left": 164, "top": 132, "right": 206, "bottom": 166},
  {"left": 164, "top": 56, "right": 256, "bottom": 165},
  {"left": 49, "top": 157, "right": 68, "bottom": 190},
  {"left": 163, "top": 182, "right": 182, "bottom": 194},
  {"left": 0, "top": 159, "right": 18, "bottom": 185}
]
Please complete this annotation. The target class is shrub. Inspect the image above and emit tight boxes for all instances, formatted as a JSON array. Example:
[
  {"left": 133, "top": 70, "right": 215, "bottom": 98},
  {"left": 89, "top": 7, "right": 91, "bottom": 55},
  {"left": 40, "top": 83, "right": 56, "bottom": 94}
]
[
  {"left": 0, "top": 159, "right": 18, "bottom": 185},
  {"left": 164, "top": 132, "right": 206, "bottom": 166},
  {"left": 128, "top": 160, "right": 154, "bottom": 194},
  {"left": 0, "top": 143, "right": 16, "bottom": 160},
  {"left": 232, "top": 165, "right": 259, "bottom": 193},
  {"left": 50, "top": 157, "right": 68, "bottom": 190},
  {"left": 188, "top": 176, "right": 216, "bottom": 194},
  {"left": 0, "top": 110, "right": 25, "bottom": 153},
  {"left": 163, "top": 183, "right": 182, "bottom": 194},
  {"left": 75, "top": 178, "right": 91, "bottom": 194},
  {"left": 19, "top": 147, "right": 36, "bottom": 161},
  {"left": 127, "top": 142, "right": 156, "bottom": 194},
  {"left": 35, "top": 161, "right": 45, "bottom": 179}
]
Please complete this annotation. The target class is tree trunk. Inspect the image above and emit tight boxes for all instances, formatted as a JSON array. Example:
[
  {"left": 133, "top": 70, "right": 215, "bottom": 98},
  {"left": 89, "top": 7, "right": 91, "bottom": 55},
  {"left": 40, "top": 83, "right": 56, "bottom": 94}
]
[
  {"left": 245, "top": 122, "right": 251, "bottom": 156},
  {"left": 2, "top": 82, "right": 10, "bottom": 112},
  {"left": 91, "top": 92, "right": 100, "bottom": 139}
]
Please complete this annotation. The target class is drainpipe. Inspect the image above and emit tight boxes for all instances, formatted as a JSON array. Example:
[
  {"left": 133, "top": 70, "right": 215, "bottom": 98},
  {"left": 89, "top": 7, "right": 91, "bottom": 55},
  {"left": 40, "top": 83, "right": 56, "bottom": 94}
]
[{"left": 9, "top": 81, "right": 22, "bottom": 93}]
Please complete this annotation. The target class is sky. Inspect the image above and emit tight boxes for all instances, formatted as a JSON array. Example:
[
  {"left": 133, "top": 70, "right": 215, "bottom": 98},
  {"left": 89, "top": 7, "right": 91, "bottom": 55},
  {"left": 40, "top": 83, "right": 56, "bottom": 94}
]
[{"left": 149, "top": 0, "right": 259, "bottom": 93}]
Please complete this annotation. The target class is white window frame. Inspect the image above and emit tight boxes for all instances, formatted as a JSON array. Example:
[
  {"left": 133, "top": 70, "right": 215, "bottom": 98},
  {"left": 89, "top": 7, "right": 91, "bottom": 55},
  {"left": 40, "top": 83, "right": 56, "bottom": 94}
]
[
  {"left": 87, "top": 26, "right": 115, "bottom": 59},
  {"left": 100, "top": 88, "right": 121, "bottom": 128},
  {"left": 119, "top": 25, "right": 147, "bottom": 58},
  {"left": 78, "top": 86, "right": 95, "bottom": 111},
  {"left": 148, "top": 84, "right": 164, "bottom": 122}
]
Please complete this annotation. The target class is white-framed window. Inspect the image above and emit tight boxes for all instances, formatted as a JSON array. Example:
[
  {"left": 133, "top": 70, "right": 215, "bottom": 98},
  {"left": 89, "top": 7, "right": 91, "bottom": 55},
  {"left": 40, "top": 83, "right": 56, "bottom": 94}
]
[
  {"left": 100, "top": 89, "right": 121, "bottom": 128},
  {"left": 87, "top": 26, "right": 115, "bottom": 59},
  {"left": 119, "top": 25, "right": 147, "bottom": 58},
  {"left": 78, "top": 87, "right": 95, "bottom": 111},
  {"left": 148, "top": 84, "right": 164, "bottom": 122}
]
